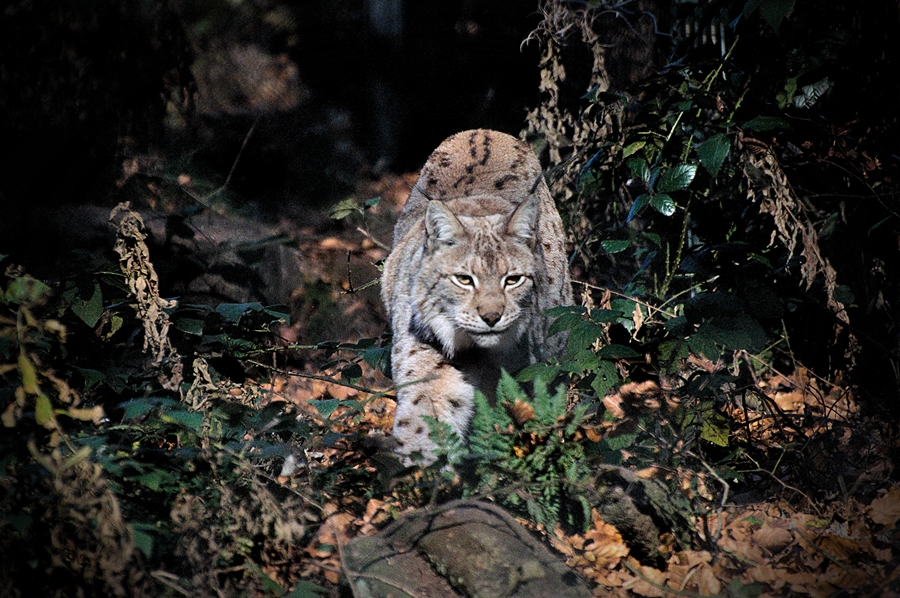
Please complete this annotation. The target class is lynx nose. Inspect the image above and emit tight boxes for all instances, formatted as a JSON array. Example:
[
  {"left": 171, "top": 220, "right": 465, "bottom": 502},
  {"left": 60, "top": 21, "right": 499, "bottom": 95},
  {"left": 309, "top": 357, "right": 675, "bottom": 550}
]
[{"left": 480, "top": 312, "right": 502, "bottom": 327}]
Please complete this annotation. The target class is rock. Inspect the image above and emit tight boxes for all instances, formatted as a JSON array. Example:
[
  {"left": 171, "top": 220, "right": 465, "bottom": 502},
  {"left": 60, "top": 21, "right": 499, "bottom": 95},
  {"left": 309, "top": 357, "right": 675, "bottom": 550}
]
[{"left": 342, "top": 500, "right": 592, "bottom": 598}]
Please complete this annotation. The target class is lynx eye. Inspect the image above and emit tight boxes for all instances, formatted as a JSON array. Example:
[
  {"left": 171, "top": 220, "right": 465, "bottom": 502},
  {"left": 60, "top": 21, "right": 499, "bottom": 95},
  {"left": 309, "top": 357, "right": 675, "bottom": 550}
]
[
  {"left": 452, "top": 274, "right": 475, "bottom": 287},
  {"left": 504, "top": 275, "right": 525, "bottom": 288}
]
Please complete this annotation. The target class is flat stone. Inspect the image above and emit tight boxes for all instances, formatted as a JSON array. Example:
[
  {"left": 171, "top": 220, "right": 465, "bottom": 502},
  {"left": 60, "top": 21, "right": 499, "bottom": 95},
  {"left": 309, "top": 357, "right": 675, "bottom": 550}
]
[{"left": 343, "top": 500, "right": 592, "bottom": 598}]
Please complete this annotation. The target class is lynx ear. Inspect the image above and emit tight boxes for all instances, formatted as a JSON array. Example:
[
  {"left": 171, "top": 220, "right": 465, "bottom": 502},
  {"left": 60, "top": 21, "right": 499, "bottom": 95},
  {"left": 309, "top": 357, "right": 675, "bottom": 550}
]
[
  {"left": 506, "top": 195, "right": 539, "bottom": 248},
  {"left": 424, "top": 200, "right": 465, "bottom": 249}
]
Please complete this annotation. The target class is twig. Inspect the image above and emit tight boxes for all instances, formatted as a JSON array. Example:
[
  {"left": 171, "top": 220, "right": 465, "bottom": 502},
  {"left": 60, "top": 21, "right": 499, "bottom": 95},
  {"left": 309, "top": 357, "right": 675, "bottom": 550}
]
[
  {"left": 244, "top": 359, "right": 393, "bottom": 398},
  {"left": 150, "top": 570, "right": 192, "bottom": 597},
  {"left": 573, "top": 279, "right": 679, "bottom": 320},
  {"left": 210, "top": 117, "right": 259, "bottom": 200}
]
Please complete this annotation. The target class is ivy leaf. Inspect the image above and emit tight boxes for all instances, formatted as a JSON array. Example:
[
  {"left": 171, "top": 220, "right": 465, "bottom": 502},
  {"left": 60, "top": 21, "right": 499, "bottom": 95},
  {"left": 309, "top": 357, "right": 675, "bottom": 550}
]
[
  {"left": 65, "top": 281, "right": 104, "bottom": 328},
  {"left": 656, "top": 164, "right": 697, "bottom": 193},
  {"left": 650, "top": 194, "right": 676, "bottom": 216},
  {"left": 697, "top": 133, "right": 731, "bottom": 178},
  {"left": 626, "top": 194, "right": 651, "bottom": 222}
]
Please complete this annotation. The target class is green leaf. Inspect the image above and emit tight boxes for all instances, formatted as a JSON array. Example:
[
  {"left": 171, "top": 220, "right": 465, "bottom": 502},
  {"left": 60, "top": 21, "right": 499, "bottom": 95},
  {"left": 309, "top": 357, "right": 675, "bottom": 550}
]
[
  {"left": 329, "top": 198, "right": 361, "bottom": 220},
  {"left": 548, "top": 311, "right": 584, "bottom": 337},
  {"left": 120, "top": 397, "right": 180, "bottom": 420},
  {"left": 35, "top": 394, "right": 53, "bottom": 428},
  {"left": 793, "top": 77, "right": 831, "bottom": 109},
  {"left": 362, "top": 345, "right": 391, "bottom": 372},
  {"left": 626, "top": 194, "right": 650, "bottom": 222},
  {"left": 341, "top": 363, "right": 363, "bottom": 384},
  {"left": 136, "top": 471, "right": 165, "bottom": 492},
  {"left": 311, "top": 399, "right": 340, "bottom": 419},
  {"left": 601, "top": 239, "right": 631, "bottom": 254},
  {"left": 643, "top": 232, "right": 661, "bottom": 247},
  {"left": 174, "top": 317, "right": 204, "bottom": 336},
  {"left": 688, "top": 334, "right": 720, "bottom": 362},
  {"left": 161, "top": 409, "right": 205, "bottom": 430},
  {"left": 71, "top": 367, "right": 105, "bottom": 392},
  {"left": 759, "top": 0, "right": 795, "bottom": 33},
  {"left": 697, "top": 133, "right": 730, "bottom": 178},
  {"left": 700, "top": 411, "right": 730, "bottom": 447},
  {"left": 130, "top": 524, "right": 155, "bottom": 559},
  {"left": 590, "top": 361, "right": 620, "bottom": 397},
  {"left": 216, "top": 302, "right": 264, "bottom": 323},
  {"left": 62, "top": 446, "right": 92, "bottom": 470},
  {"left": 743, "top": 116, "right": 791, "bottom": 133},
  {"left": 285, "top": 580, "right": 328, "bottom": 598},
  {"left": 589, "top": 309, "right": 624, "bottom": 323},
  {"left": 625, "top": 157, "right": 650, "bottom": 183},
  {"left": 566, "top": 320, "right": 604, "bottom": 354},
  {"left": 650, "top": 194, "right": 676, "bottom": 216},
  {"left": 18, "top": 352, "right": 39, "bottom": 394},
  {"left": 263, "top": 305, "right": 291, "bottom": 323},
  {"left": 699, "top": 313, "right": 767, "bottom": 353},
  {"left": 656, "top": 164, "right": 697, "bottom": 193},
  {"left": 833, "top": 285, "right": 854, "bottom": 306},
  {"left": 516, "top": 362, "right": 561, "bottom": 383},
  {"left": 363, "top": 196, "right": 381, "bottom": 209},
  {"left": 5, "top": 276, "right": 51, "bottom": 305},
  {"left": 728, "top": 579, "right": 764, "bottom": 598},
  {"left": 66, "top": 281, "right": 104, "bottom": 328},
  {"left": 597, "top": 344, "right": 640, "bottom": 359},
  {"left": 622, "top": 141, "right": 645, "bottom": 158},
  {"left": 546, "top": 305, "right": 587, "bottom": 318}
]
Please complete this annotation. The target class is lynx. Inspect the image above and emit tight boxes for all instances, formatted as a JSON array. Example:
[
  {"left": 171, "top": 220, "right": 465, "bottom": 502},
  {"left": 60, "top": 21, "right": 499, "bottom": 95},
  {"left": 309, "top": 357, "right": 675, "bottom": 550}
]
[{"left": 382, "top": 129, "right": 572, "bottom": 464}]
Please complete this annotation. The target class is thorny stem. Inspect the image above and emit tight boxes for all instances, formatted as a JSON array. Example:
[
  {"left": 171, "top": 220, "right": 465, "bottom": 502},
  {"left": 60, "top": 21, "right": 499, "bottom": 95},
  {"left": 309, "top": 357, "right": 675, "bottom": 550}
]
[{"left": 659, "top": 196, "right": 691, "bottom": 298}]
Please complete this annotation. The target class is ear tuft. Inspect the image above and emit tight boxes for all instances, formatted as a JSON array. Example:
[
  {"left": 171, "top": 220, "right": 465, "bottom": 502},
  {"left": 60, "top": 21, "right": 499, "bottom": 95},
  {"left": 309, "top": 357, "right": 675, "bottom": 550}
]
[
  {"left": 506, "top": 195, "right": 539, "bottom": 248},
  {"left": 425, "top": 200, "right": 464, "bottom": 248}
]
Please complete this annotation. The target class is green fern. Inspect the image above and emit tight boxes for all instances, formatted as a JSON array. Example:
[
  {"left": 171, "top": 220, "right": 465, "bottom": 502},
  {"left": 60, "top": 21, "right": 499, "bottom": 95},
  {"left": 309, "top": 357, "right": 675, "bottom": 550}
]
[{"left": 464, "top": 370, "right": 591, "bottom": 530}]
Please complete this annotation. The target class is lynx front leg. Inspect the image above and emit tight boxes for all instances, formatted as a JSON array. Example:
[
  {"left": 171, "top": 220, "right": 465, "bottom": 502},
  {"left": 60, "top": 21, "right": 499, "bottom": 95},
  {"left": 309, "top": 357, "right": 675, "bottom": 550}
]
[{"left": 391, "top": 339, "right": 474, "bottom": 465}]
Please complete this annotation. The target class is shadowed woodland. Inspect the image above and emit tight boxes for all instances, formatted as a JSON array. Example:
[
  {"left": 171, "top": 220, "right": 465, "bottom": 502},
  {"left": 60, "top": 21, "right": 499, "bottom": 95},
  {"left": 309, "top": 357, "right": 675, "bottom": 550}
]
[{"left": 1, "top": 1, "right": 900, "bottom": 596}]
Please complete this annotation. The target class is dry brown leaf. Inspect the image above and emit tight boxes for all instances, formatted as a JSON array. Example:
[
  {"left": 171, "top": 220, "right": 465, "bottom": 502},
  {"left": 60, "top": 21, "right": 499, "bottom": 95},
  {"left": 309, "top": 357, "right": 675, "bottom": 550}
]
[
  {"left": 504, "top": 399, "right": 536, "bottom": 425},
  {"left": 602, "top": 393, "right": 626, "bottom": 418},
  {"left": 696, "top": 563, "right": 721, "bottom": 596},
  {"left": 622, "top": 557, "right": 666, "bottom": 597},
  {"left": 753, "top": 524, "right": 794, "bottom": 553},
  {"left": 869, "top": 487, "right": 900, "bottom": 526}
]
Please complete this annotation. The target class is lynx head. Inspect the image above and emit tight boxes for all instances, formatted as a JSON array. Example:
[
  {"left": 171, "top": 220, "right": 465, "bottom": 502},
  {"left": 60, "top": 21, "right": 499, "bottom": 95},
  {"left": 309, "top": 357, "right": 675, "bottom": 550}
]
[{"left": 411, "top": 195, "right": 540, "bottom": 357}]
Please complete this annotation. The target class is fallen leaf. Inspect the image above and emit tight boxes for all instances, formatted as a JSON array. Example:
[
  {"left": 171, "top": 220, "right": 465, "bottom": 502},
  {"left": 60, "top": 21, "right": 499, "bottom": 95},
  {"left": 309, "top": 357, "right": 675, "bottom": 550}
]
[{"left": 869, "top": 487, "right": 900, "bottom": 526}]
